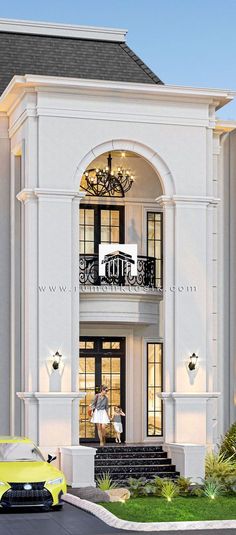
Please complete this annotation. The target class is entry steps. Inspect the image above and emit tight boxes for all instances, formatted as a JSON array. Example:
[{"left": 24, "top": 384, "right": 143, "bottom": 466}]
[{"left": 95, "top": 444, "right": 179, "bottom": 484}]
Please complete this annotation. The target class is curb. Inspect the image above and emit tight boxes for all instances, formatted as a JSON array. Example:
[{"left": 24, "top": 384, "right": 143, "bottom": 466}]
[{"left": 63, "top": 493, "right": 236, "bottom": 532}]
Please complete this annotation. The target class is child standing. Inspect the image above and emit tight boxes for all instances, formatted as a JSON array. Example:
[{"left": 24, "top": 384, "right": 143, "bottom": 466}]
[{"left": 112, "top": 406, "right": 125, "bottom": 443}]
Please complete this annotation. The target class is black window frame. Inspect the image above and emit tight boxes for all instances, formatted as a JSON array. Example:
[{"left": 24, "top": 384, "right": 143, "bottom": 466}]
[
  {"left": 80, "top": 204, "right": 125, "bottom": 254},
  {"left": 146, "top": 211, "right": 163, "bottom": 289},
  {"left": 146, "top": 342, "right": 163, "bottom": 437}
]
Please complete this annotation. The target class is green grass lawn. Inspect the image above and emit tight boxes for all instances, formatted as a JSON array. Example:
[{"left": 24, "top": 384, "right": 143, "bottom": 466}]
[{"left": 100, "top": 496, "right": 236, "bottom": 523}]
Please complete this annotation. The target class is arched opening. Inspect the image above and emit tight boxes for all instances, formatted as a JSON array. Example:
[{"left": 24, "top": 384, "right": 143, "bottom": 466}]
[{"left": 78, "top": 148, "right": 167, "bottom": 444}]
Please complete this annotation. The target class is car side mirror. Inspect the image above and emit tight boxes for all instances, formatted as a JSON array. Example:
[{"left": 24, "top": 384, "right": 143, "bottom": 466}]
[{"left": 47, "top": 454, "right": 57, "bottom": 464}]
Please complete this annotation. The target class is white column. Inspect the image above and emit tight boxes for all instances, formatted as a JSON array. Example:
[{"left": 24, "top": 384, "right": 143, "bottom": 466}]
[
  {"left": 16, "top": 188, "right": 85, "bottom": 447},
  {"left": 157, "top": 195, "right": 220, "bottom": 481}
]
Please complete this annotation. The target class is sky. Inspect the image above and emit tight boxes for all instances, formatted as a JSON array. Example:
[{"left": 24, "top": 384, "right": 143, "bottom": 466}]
[{"left": 0, "top": 0, "right": 236, "bottom": 118}]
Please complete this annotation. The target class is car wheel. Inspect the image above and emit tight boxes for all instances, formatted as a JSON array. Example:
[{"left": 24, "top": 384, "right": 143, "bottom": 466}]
[{"left": 52, "top": 504, "right": 63, "bottom": 511}]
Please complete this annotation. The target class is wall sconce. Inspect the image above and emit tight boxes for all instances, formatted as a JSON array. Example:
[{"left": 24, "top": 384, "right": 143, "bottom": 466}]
[
  {"left": 188, "top": 352, "right": 198, "bottom": 371},
  {"left": 52, "top": 351, "right": 62, "bottom": 370}
]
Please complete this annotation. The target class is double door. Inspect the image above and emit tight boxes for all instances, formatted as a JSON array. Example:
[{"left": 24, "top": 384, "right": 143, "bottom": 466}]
[{"left": 79, "top": 337, "right": 126, "bottom": 442}]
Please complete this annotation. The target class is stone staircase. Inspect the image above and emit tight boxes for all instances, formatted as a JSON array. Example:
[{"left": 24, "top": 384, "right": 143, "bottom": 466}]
[{"left": 95, "top": 444, "right": 179, "bottom": 484}]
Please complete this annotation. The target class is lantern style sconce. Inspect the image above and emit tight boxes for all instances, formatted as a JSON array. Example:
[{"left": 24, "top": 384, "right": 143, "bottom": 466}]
[
  {"left": 52, "top": 351, "right": 62, "bottom": 370},
  {"left": 188, "top": 352, "right": 198, "bottom": 371}
]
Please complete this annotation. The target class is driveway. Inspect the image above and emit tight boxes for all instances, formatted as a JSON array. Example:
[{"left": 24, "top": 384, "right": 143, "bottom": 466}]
[{"left": 0, "top": 502, "right": 235, "bottom": 535}]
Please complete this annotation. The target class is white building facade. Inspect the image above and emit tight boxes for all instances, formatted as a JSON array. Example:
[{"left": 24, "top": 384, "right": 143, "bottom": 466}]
[{"left": 0, "top": 18, "right": 235, "bottom": 485}]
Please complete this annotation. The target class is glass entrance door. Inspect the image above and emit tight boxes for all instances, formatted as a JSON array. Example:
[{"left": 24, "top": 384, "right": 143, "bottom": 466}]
[{"left": 79, "top": 337, "right": 126, "bottom": 442}]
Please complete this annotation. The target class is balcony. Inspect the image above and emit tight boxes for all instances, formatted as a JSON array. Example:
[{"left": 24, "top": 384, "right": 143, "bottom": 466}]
[{"left": 79, "top": 254, "right": 157, "bottom": 288}]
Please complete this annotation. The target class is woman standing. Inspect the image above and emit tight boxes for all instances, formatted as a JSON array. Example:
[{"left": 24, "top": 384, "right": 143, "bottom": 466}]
[{"left": 90, "top": 385, "right": 110, "bottom": 447}]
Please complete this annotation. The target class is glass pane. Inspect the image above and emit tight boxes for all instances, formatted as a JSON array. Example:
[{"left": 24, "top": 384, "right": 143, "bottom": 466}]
[
  {"left": 147, "top": 343, "right": 163, "bottom": 436},
  {"left": 155, "top": 365, "right": 162, "bottom": 386},
  {"left": 86, "top": 374, "right": 95, "bottom": 389},
  {"left": 111, "top": 390, "right": 120, "bottom": 406},
  {"left": 155, "top": 221, "right": 161, "bottom": 240},
  {"left": 148, "top": 221, "right": 154, "bottom": 239},
  {"left": 85, "top": 390, "right": 95, "bottom": 405},
  {"left": 148, "top": 213, "right": 154, "bottom": 221},
  {"left": 148, "top": 241, "right": 154, "bottom": 257},
  {"left": 148, "top": 387, "right": 155, "bottom": 410},
  {"left": 154, "top": 392, "right": 162, "bottom": 411},
  {"left": 112, "top": 358, "right": 120, "bottom": 373},
  {"left": 85, "top": 226, "right": 94, "bottom": 241},
  {"left": 80, "top": 209, "right": 85, "bottom": 224},
  {"left": 112, "top": 342, "right": 120, "bottom": 350},
  {"left": 155, "top": 344, "right": 162, "bottom": 363},
  {"left": 85, "top": 242, "right": 94, "bottom": 254},
  {"left": 101, "top": 374, "right": 111, "bottom": 388},
  {"left": 79, "top": 357, "right": 85, "bottom": 372},
  {"left": 86, "top": 341, "right": 94, "bottom": 349},
  {"left": 102, "top": 342, "right": 111, "bottom": 349},
  {"left": 112, "top": 374, "right": 120, "bottom": 388},
  {"left": 80, "top": 241, "right": 85, "bottom": 254},
  {"left": 102, "top": 358, "right": 111, "bottom": 373},
  {"left": 155, "top": 242, "right": 161, "bottom": 259},
  {"left": 86, "top": 358, "right": 95, "bottom": 373},
  {"left": 80, "top": 227, "right": 85, "bottom": 241},
  {"left": 79, "top": 375, "right": 86, "bottom": 390},
  {"left": 85, "top": 209, "right": 94, "bottom": 224},
  {"left": 148, "top": 413, "right": 155, "bottom": 435},
  {"left": 111, "top": 227, "right": 119, "bottom": 243},
  {"left": 148, "top": 344, "right": 154, "bottom": 362},
  {"left": 111, "top": 211, "right": 120, "bottom": 225},
  {"left": 80, "top": 342, "right": 86, "bottom": 349},
  {"left": 154, "top": 413, "right": 162, "bottom": 434},
  {"left": 101, "top": 210, "right": 110, "bottom": 225},
  {"left": 101, "top": 227, "right": 110, "bottom": 243},
  {"left": 148, "top": 363, "right": 155, "bottom": 386}
]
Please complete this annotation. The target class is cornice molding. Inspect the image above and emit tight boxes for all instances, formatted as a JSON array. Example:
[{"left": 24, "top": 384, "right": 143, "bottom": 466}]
[
  {"left": 17, "top": 188, "right": 86, "bottom": 203},
  {"left": 0, "top": 18, "right": 127, "bottom": 42},
  {"left": 0, "top": 75, "right": 234, "bottom": 113},
  {"left": 160, "top": 392, "right": 221, "bottom": 399},
  {"left": 156, "top": 195, "right": 220, "bottom": 207}
]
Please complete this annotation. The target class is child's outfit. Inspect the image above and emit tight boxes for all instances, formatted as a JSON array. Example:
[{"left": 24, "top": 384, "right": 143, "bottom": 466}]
[{"left": 113, "top": 412, "right": 123, "bottom": 434}]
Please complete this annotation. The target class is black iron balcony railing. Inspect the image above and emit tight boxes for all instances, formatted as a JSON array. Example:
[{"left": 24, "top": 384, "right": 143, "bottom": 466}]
[{"left": 79, "top": 254, "right": 156, "bottom": 288}]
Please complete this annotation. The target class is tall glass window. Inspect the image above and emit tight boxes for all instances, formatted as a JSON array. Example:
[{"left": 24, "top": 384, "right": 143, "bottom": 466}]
[
  {"left": 147, "top": 343, "right": 163, "bottom": 436},
  {"left": 147, "top": 212, "right": 163, "bottom": 288}
]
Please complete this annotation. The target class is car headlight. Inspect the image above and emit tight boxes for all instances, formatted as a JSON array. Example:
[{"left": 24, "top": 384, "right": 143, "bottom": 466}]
[
  {"left": 0, "top": 482, "right": 6, "bottom": 486},
  {"left": 47, "top": 477, "right": 63, "bottom": 485}
]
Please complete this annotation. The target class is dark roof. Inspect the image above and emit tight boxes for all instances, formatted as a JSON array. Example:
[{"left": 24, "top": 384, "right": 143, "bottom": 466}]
[{"left": 0, "top": 31, "right": 163, "bottom": 95}]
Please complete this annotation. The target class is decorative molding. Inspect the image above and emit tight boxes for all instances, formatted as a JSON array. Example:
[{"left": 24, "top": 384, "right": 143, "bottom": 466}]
[
  {"left": 17, "top": 391, "right": 85, "bottom": 400},
  {"left": 1, "top": 74, "right": 234, "bottom": 113},
  {"left": 16, "top": 188, "right": 85, "bottom": 203},
  {"left": 0, "top": 18, "right": 127, "bottom": 42},
  {"left": 156, "top": 195, "right": 220, "bottom": 207},
  {"left": 16, "top": 189, "right": 36, "bottom": 203},
  {"left": 160, "top": 392, "right": 221, "bottom": 399}
]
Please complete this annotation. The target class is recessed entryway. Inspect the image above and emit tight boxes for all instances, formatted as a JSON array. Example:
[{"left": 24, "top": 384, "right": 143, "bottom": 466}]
[{"left": 79, "top": 337, "right": 125, "bottom": 442}]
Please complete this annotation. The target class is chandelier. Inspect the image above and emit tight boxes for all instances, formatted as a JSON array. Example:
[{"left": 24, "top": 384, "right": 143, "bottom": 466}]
[{"left": 81, "top": 153, "right": 135, "bottom": 197}]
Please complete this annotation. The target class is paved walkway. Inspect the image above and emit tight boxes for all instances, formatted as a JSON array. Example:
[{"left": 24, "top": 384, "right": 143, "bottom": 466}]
[{"left": 0, "top": 502, "right": 235, "bottom": 535}]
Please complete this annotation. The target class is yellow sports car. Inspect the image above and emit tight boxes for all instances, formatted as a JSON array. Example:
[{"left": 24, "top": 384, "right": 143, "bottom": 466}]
[{"left": 0, "top": 436, "right": 67, "bottom": 510}]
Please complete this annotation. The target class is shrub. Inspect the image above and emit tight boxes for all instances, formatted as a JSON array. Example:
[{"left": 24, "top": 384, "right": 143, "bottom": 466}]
[
  {"left": 96, "top": 472, "right": 117, "bottom": 491},
  {"left": 203, "top": 478, "right": 223, "bottom": 500},
  {"left": 221, "top": 476, "right": 236, "bottom": 495},
  {"left": 142, "top": 483, "right": 155, "bottom": 496},
  {"left": 127, "top": 477, "right": 148, "bottom": 498},
  {"left": 205, "top": 451, "right": 236, "bottom": 483},
  {"left": 161, "top": 480, "right": 179, "bottom": 502},
  {"left": 220, "top": 422, "right": 236, "bottom": 460},
  {"left": 152, "top": 476, "right": 166, "bottom": 496},
  {"left": 176, "top": 476, "right": 192, "bottom": 496}
]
